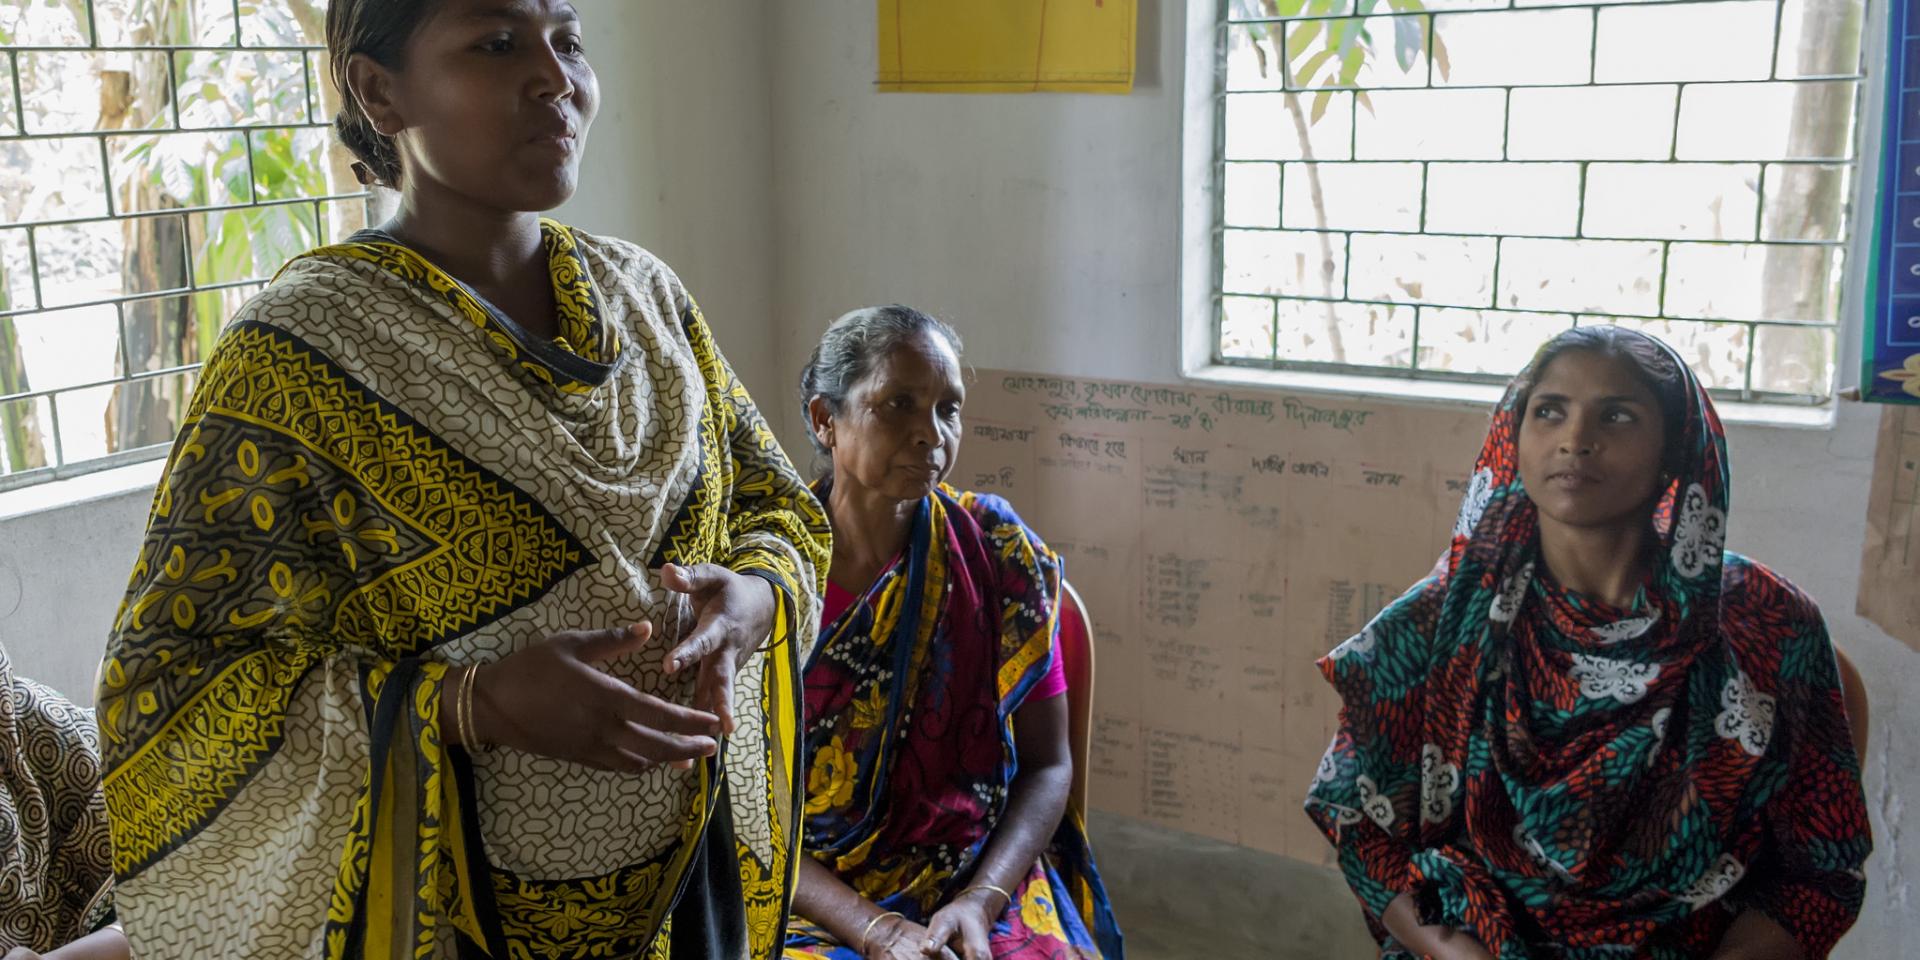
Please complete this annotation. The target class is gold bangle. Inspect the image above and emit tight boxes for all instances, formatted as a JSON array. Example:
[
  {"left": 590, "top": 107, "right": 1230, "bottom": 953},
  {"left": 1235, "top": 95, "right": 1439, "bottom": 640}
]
[
  {"left": 462, "top": 664, "right": 490, "bottom": 752},
  {"left": 965, "top": 882, "right": 1012, "bottom": 907},
  {"left": 450, "top": 665, "right": 470, "bottom": 748},
  {"left": 858, "top": 910, "right": 903, "bottom": 952}
]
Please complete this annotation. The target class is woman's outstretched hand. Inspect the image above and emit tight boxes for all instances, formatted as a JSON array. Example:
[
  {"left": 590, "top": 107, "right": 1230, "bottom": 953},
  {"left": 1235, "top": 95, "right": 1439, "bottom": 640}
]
[
  {"left": 659, "top": 562, "right": 778, "bottom": 734},
  {"left": 472, "top": 623, "right": 721, "bottom": 773}
]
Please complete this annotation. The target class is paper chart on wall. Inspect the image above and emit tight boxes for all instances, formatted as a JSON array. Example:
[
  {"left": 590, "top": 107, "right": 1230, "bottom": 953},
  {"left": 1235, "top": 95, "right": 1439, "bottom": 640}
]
[
  {"left": 952, "top": 370, "right": 1486, "bottom": 864},
  {"left": 1857, "top": 405, "right": 1920, "bottom": 652}
]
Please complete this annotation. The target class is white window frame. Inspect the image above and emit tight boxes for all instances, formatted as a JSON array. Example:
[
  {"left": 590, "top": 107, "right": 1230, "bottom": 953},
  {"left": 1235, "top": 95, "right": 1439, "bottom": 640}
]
[{"left": 1177, "top": 0, "right": 1892, "bottom": 428}]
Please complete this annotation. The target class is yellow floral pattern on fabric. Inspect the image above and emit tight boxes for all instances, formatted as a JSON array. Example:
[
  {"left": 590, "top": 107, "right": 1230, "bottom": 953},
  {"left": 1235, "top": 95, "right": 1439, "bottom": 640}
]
[
  {"left": 1018, "top": 874, "right": 1064, "bottom": 939},
  {"left": 102, "top": 227, "right": 828, "bottom": 960},
  {"left": 101, "top": 323, "right": 586, "bottom": 880},
  {"left": 805, "top": 736, "right": 857, "bottom": 817}
]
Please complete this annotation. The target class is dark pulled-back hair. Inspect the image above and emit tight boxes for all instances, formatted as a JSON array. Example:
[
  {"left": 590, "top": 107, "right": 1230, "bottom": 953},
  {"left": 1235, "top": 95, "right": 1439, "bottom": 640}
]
[
  {"left": 1512, "top": 325, "right": 1690, "bottom": 471},
  {"left": 326, "top": 0, "right": 440, "bottom": 188}
]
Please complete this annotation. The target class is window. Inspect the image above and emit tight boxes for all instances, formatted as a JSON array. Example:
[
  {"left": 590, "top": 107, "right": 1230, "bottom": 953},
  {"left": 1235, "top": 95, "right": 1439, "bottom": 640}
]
[
  {"left": 1210, "top": 0, "right": 1870, "bottom": 403},
  {"left": 0, "top": 0, "right": 371, "bottom": 493}
]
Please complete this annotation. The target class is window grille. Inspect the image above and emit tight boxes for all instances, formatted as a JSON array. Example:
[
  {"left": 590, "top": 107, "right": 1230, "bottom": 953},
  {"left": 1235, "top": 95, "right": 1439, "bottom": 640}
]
[
  {"left": 1211, "top": 0, "right": 1870, "bottom": 404},
  {"left": 1, "top": 0, "right": 371, "bottom": 492}
]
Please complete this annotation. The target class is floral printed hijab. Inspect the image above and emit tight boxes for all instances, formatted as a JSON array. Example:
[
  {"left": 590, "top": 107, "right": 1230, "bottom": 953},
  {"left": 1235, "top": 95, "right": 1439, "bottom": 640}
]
[{"left": 1306, "top": 329, "right": 1870, "bottom": 959}]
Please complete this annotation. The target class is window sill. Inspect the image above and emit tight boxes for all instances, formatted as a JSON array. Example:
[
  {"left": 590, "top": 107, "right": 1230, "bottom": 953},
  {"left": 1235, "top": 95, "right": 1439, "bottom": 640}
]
[
  {"left": 0, "top": 459, "right": 164, "bottom": 523},
  {"left": 1182, "top": 364, "right": 1841, "bottom": 430}
]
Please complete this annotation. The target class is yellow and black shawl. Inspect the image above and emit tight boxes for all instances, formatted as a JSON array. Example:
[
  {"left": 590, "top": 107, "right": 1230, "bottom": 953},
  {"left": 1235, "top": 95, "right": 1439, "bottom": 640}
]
[{"left": 98, "top": 220, "right": 828, "bottom": 959}]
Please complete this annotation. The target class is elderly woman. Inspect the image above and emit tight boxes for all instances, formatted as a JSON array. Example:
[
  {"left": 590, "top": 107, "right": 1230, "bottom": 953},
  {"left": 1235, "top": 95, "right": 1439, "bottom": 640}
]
[
  {"left": 783, "top": 306, "right": 1122, "bottom": 960},
  {"left": 1308, "top": 326, "right": 1871, "bottom": 959},
  {"left": 95, "top": 1, "right": 828, "bottom": 957}
]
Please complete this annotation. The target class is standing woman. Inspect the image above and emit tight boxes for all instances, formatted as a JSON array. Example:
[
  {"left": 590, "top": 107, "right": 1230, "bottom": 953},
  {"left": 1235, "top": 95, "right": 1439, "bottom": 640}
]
[
  {"left": 1307, "top": 327, "right": 1871, "bottom": 959},
  {"left": 785, "top": 307, "right": 1122, "bottom": 960},
  {"left": 96, "top": 1, "right": 828, "bottom": 957}
]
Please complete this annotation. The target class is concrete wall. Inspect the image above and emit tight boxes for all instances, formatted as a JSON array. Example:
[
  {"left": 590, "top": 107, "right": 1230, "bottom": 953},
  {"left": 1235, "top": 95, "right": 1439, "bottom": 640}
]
[{"left": 764, "top": 0, "right": 1917, "bottom": 955}]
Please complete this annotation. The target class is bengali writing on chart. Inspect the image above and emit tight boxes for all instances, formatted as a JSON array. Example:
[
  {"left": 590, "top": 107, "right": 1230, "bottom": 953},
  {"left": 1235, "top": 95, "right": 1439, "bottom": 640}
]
[{"left": 954, "top": 371, "right": 1485, "bottom": 863}]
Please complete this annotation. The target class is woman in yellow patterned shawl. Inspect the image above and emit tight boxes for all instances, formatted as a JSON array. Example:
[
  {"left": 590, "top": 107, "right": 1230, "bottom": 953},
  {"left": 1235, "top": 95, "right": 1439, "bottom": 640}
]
[{"left": 96, "top": 1, "right": 829, "bottom": 957}]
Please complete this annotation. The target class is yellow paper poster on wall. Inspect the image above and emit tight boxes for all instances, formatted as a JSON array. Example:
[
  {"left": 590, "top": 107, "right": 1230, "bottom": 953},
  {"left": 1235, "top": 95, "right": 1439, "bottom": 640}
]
[{"left": 877, "top": 0, "right": 1136, "bottom": 94}]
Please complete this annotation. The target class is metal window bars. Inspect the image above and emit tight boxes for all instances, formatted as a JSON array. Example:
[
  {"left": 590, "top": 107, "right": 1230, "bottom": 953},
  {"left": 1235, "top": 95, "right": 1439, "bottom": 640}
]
[
  {"left": 0, "top": 0, "right": 371, "bottom": 493},
  {"left": 1210, "top": 0, "right": 1872, "bottom": 404}
]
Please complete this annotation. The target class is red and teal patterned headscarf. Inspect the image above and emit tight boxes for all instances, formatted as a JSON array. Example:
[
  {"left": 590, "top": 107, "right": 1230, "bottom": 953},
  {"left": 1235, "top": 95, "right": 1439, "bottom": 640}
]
[{"left": 1307, "top": 329, "right": 1870, "bottom": 959}]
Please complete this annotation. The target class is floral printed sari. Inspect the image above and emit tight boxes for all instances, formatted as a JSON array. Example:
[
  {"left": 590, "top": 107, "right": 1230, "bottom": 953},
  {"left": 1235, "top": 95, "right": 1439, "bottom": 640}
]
[{"left": 786, "top": 486, "right": 1122, "bottom": 959}]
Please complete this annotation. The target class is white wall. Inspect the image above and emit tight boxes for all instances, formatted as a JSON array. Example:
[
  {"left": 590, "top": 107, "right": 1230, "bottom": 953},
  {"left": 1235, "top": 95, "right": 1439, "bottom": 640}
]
[
  {"left": 768, "top": 0, "right": 1183, "bottom": 454},
  {"left": 0, "top": 476, "right": 155, "bottom": 699},
  {"left": 557, "top": 0, "right": 781, "bottom": 402},
  {"left": 765, "top": 0, "right": 1918, "bottom": 955}
]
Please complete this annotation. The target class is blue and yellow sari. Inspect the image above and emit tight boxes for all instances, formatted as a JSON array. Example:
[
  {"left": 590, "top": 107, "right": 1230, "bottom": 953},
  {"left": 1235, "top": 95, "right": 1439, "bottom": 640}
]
[{"left": 786, "top": 485, "right": 1122, "bottom": 959}]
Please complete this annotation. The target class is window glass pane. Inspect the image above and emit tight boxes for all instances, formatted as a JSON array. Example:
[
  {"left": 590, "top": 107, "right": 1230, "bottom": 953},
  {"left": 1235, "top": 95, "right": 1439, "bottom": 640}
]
[
  {"left": 0, "top": 396, "right": 55, "bottom": 476},
  {"left": 1213, "top": 0, "right": 1865, "bottom": 404},
  {"left": 0, "top": 229, "right": 36, "bottom": 313},
  {"left": 1281, "top": 163, "right": 1421, "bottom": 232},
  {"left": 0, "top": 60, "right": 17, "bottom": 137},
  {"left": 1593, "top": 2, "right": 1776, "bottom": 84},
  {"left": 39, "top": 217, "right": 189, "bottom": 309},
  {"left": 7, "top": 306, "right": 121, "bottom": 394},
  {"left": 109, "top": 130, "right": 252, "bottom": 211},
  {"left": 1416, "top": 308, "right": 1574, "bottom": 376},
  {"left": 187, "top": 204, "right": 320, "bottom": 288},
  {"left": 241, "top": 0, "right": 330, "bottom": 47},
  {"left": 95, "top": 0, "right": 235, "bottom": 47},
  {"left": 249, "top": 126, "right": 337, "bottom": 201},
  {"left": 18, "top": 51, "right": 171, "bottom": 136},
  {"left": 1223, "top": 229, "right": 1348, "bottom": 299},
  {"left": 1434, "top": 10, "right": 1592, "bottom": 88},
  {"left": 1274, "top": 298, "right": 1414, "bottom": 367},
  {"left": 5, "top": 137, "right": 110, "bottom": 224},
  {"left": 1221, "top": 296, "right": 1277, "bottom": 362},
  {"left": 1286, "top": 16, "right": 1430, "bottom": 91},
  {"left": 0, "top": 4, "right": 90, "bottom": 46},
  {"left": 120, "top": 287, "right": 251, "bottom": 375},
  {"left": 174, "top": 50, "right": 308, "bottom": 129},
  {"left": 1751, "top": 323, "right": 1834, "bottom": 395}
]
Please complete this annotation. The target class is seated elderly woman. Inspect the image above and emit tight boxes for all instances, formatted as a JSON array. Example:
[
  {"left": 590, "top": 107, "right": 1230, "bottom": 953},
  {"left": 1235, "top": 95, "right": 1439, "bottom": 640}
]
[
  {"left": 1307, "top": 326, "right": 1871, "bottom": 960},
  {"left": 784, "top": 306, "right": 1123, "bottom": 960}
]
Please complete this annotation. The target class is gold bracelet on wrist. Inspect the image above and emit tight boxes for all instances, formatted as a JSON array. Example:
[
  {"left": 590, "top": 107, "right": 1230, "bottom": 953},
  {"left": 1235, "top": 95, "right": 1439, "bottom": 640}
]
[
  {"left": 463, "top": 663, "right": 492, "bottom": 752},
  {"left": 858, "top": 910, "right": 903, "bottom": 953},
  {"left": 450, "top": 665, "right": 471, "bottom": 748},
  {"left": 964, "top": 882, "right": 1013, "bottom": 908}
]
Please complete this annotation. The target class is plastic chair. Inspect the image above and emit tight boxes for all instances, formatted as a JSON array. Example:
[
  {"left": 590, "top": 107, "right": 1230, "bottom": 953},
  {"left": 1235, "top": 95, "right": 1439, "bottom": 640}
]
[
  {"left": 1836, "top": 647, "right": 1870, "bottom": 759},
  {"left": 1058, "top": 581, "right": 1095, "bottom": 820}
]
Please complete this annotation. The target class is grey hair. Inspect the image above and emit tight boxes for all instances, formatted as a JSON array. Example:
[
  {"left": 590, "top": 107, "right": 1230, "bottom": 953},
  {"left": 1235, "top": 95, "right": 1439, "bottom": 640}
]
[{"left": 798, "top": 304, "right": 963, "bottom": 460}]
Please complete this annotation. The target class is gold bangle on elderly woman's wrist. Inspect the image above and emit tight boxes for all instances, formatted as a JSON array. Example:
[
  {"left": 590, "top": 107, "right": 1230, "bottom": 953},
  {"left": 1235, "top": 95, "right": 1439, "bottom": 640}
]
[
  {"left": 859, "top": 910, "right": 903, "bottom": 952},
  {"left": 964, "top": 882, "right": 1012, "bottom": 908}
]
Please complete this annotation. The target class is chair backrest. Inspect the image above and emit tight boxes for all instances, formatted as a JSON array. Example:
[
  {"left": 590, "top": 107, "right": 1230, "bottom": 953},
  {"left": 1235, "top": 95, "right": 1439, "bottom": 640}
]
[
  {"left": 1058, "top": 580, "right": 1095, "bottom": 821},
  {"left": 1836, "top": 647, "right": 1870, "bottom": 759}
]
